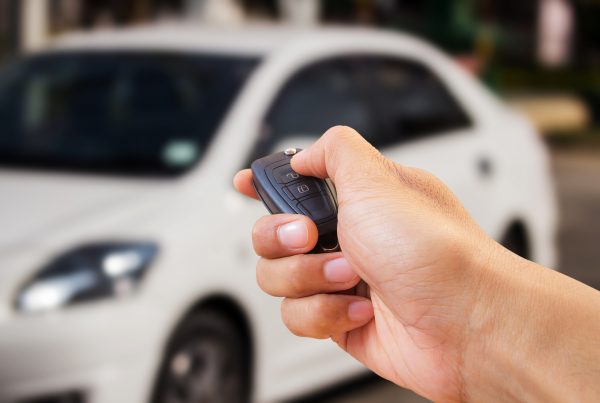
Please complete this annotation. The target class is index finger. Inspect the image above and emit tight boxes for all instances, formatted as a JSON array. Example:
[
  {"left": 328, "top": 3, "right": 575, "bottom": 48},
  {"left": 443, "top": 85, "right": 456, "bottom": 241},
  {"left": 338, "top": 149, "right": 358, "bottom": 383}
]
[{"left": 233, "top": 169, "right": 259, "bottom": 200}]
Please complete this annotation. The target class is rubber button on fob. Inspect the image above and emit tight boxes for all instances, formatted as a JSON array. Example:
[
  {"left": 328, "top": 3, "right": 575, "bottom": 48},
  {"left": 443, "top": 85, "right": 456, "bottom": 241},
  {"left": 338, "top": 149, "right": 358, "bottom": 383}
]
[
  {"left": 299, "top": 196, "right": 334, "bottom": 222},
  {"left": 285, "top": 180, "right": 320, "bottom": 200},
  {"left": 273, "top": 165, "right": 301, "bottom": 184}
]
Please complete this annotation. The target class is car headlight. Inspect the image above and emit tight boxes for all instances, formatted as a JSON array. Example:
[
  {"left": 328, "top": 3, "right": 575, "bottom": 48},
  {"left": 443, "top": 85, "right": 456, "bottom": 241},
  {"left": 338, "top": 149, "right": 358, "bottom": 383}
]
[{"left": 16, "top": 242, "right": 158, "bottom": 314}]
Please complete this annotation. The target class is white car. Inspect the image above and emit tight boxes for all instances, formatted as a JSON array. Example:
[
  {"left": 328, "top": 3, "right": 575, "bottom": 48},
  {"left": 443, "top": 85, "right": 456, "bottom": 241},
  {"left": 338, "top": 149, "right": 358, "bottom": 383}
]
[{"left": 0, "top": 25, "right": 557, "bottom": 403}]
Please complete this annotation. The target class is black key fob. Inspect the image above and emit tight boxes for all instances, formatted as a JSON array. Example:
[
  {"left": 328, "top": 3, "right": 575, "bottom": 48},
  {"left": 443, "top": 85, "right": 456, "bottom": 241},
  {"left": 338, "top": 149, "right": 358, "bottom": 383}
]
[
  {"left": 251, "top": 148, "right": 370, "bottom": 298},
  {"left": 251, "top": 148, "right": 340, "bottom": 254}
]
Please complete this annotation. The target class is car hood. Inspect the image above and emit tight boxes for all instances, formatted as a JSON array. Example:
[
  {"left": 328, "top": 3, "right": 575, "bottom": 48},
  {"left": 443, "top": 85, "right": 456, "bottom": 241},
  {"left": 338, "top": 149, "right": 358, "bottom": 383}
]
[{"left": 0, "top": 169, "right": 171, "bottom": 253}]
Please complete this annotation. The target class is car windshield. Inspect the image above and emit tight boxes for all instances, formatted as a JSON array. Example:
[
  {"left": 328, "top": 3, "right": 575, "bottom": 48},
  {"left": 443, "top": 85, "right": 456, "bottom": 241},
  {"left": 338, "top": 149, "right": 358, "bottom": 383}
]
[{"left": 0, "top": 52, "right": 259, "bottom": 176}]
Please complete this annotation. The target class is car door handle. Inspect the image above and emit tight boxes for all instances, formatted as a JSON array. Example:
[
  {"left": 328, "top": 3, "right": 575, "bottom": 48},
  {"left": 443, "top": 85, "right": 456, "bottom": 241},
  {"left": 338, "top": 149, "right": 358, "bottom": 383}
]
[{"left": 477, "top": 156, "right": 493, "bottom": 178}]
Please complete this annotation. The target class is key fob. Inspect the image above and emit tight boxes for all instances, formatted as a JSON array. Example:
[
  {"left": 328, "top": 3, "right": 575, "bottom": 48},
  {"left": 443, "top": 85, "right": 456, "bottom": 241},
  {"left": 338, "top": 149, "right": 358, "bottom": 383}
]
[
  {"left": 251, "top": 148, "right": 340, "bottom": 254},
  {"left": 251, "top": 148, "right": 370, "bottom": 298}
]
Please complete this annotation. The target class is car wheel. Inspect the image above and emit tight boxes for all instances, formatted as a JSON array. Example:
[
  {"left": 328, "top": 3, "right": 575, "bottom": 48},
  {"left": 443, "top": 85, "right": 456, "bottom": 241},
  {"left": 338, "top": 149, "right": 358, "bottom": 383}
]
[
  {"left": 152, "top": 310, "right": 250, "bottom": 403},
  {"left": 501, "top": 224, "right": 530, "bottom": 259}
]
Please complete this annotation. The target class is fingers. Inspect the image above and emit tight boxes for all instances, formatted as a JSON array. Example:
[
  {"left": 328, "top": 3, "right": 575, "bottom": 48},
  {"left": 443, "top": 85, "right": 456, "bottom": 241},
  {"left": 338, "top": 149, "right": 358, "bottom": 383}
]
[
  {"left": 290, "top": 125, "right": 384, "bottom": 185},
  {"left": 281, "top": 294, "right": 374, "bottom": 339},
  {"left": 233, "top": 169, "right": 259, "bottom": 200},
  {"left": 257, "top": 253, "right": 360, "bottom": 298},
  {"left": 252, "top": 214, "right": 318, "bottom": 258}
]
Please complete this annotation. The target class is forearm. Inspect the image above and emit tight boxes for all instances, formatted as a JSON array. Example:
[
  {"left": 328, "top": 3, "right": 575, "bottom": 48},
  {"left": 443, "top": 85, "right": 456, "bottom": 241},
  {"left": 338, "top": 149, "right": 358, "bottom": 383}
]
[{"left": 464, "top": 246, "right": 600, "bottom": 402}]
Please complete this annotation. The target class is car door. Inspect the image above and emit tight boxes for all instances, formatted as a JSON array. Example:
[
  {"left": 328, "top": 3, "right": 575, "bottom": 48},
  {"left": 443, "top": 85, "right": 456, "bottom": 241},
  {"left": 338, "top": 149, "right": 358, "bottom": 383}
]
[{"left": 362, "top": 55, "right": 494, "bottom": 228}]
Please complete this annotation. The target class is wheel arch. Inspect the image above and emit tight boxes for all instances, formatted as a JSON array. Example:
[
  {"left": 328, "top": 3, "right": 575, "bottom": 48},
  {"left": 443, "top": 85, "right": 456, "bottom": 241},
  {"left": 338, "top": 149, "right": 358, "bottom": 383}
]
[
  {"left": 189, "top": 294, "right": 254, "bottom": 365},
  {"left": 150, "top": 293, "right": 255, "bottom": 402}
]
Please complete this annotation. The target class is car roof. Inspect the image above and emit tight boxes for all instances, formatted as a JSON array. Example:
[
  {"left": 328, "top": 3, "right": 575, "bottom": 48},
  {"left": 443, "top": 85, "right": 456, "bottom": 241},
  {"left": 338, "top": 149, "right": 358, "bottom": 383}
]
[{"left": 46, "top": 23, "right": 429, "bottom": 57}]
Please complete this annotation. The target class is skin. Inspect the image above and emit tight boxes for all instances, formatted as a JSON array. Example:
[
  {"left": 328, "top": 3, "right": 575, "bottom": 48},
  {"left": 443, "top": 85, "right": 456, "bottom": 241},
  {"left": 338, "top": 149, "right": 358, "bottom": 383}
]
[{"left": 233, "top": 126, "right": 600, "bottom": 402}]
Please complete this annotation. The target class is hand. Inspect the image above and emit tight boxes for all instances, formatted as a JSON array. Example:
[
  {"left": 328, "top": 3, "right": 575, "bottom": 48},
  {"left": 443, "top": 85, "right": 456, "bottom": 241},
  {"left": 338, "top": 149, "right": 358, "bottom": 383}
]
[
  {"left": 234, "top": 126, "right": 600, "bottom": 402},
  {"left": 235, "top": 126, "right": 493, "bottom": 400}
]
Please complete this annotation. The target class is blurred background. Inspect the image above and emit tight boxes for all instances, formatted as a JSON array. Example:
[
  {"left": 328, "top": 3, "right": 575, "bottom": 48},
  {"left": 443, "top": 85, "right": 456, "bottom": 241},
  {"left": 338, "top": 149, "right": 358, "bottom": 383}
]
[
  {"left": 1, "top": 0, "right": 600, "bottom": 134},
  {"left": 0, "top": 1, "right": 599, "bottom": 403}
]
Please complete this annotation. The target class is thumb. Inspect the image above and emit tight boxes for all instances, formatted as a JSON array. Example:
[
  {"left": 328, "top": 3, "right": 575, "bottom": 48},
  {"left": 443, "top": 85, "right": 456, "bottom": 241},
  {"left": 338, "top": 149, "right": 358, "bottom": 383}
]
[{"left": 290, "top": 126, "right": 386, "bottom": 188}]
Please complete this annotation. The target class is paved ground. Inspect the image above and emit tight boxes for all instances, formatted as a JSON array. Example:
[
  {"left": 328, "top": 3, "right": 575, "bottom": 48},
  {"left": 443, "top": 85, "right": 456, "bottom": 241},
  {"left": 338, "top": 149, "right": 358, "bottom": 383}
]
[{"left": 293, "top": 147, "right": 600, "bottom": 403}]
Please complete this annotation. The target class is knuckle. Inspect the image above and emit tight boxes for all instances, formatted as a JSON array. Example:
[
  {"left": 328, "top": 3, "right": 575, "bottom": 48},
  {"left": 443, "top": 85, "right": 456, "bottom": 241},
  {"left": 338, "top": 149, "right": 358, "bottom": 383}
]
[
  {"left": 251, "top": 216, "right": 281, "bottom": 256},
  {"left": 408, "top": 168, "right": 461, "bottom": 210},
  {"left": 381, "top": 156, "right": 403, "bottom": 177},
  {"left": 325, "top": 125, "right": 358, "bottom": 143},
  {"left": 385, "top": 160, "right": 415, "bottom": 187},
  {"left": 412, "top": 167, "right": 438, "bottom": 185},
  {"left": 311, "top": 294, "right": 331, "bottom": 317},
  {"left": 280, "top": 297, "right": 333, "bottom": 339},
  {"left": 255, "top": 258, "right": 269, "bottom": 291},
  {"left": 287, "top": 257, "right": 307, "bottom": 296},
  {"left": 311, "top": 297, "right": 333, "bottom": 338},
  {"left": 251, "top": 221, "right": 267, "bottom": 253},
  {"left": 251, "top": 217, "right": 266, "bottom": 237},
  {"left": 288, "top": 254, "right": 303, "bottom": 272}
]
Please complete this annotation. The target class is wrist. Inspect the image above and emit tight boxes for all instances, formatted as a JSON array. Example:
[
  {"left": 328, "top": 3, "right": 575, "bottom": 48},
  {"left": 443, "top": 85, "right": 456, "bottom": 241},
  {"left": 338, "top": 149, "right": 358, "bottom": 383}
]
[
  {"left": 461, "top": 242, "right": 600, "bottom": 402},
  {"left": 460, "top": 243, "right": 539, "bottom": 401}
]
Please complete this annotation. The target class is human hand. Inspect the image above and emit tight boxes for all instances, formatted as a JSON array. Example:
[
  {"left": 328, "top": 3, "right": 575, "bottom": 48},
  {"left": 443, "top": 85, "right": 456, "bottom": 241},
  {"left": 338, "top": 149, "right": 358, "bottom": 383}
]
[
  {"left": 235, "top": 126, "right": 499, "bottom": 401},
  {"left": 234, "top": 126, "right": 600, "bottom": 402}
]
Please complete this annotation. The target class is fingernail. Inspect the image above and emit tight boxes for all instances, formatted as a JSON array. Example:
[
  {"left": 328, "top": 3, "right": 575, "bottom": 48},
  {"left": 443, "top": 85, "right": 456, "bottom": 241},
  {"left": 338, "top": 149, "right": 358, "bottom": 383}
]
[
  {"left": 277, "top": 221, "right": 308, "bottom": 249},
  {"left": 324, "top": 258, "right": 357, "bottom": 283},
  {"left": 348, "top": 301, "right": 374, "bottom": 322}
]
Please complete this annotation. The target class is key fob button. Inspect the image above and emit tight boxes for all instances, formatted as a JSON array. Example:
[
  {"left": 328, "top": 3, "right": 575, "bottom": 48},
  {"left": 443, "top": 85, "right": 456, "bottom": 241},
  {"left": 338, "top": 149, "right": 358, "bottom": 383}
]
[
  {"left": 273, "top": 165, "right": 302, "bottom": 184},
  {"left": 299, "top": 195, "right": 335, "bottom": 222},
  {"left": 285, "top": 180, "right": 320, "bottom": 200}
]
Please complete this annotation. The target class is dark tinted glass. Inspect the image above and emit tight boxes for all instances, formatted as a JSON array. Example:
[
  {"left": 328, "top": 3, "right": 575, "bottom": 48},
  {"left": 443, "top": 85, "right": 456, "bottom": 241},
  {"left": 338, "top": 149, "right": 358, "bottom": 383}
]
[
  {"left": 254, "top": 57, "right": 378, "bottom": 159},
  {"left": 368, "top": 57, "right": 472, "bottom": 146},
  {"left": 254, "top": 55, "right": 471, "bottom": 161},
  {"left": 0, "top": 52, "right": 258, "bottom": 176}
]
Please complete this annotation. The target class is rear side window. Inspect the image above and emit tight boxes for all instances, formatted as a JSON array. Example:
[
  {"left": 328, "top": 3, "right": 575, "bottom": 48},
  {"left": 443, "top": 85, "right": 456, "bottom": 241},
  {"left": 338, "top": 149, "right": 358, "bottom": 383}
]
[
  {"left": 252, "top": 54, "right": 471, "bottom": 161},
  {"left": 252, "top": 56, "right": 379, "bottom": 160},
  {"left": 367, "top": 57, "right": 472, "bottom": 146}
]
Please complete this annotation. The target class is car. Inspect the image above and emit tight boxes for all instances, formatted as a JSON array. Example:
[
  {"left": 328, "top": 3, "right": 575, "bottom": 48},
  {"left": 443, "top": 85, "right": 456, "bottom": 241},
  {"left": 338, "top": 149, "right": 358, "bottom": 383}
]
[{"left": 0, "top": 24, "right": 558, "bottom": 403}]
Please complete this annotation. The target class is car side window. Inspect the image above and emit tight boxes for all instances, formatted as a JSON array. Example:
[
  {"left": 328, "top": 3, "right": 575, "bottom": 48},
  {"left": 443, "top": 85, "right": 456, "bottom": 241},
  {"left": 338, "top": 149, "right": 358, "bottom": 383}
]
[
  {"left": 250, "top": 57, "right": 379, "bottom": 161},
  {"left": 367, "top": 57, "right": 472, "bottom": 146}
]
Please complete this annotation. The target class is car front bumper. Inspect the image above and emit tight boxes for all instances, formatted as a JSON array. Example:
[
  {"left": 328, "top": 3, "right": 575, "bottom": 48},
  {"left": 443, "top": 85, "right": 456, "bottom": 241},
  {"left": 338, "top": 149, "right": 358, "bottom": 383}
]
[{"left": 0, "top": 300, "right": 164, "bottom": 403}]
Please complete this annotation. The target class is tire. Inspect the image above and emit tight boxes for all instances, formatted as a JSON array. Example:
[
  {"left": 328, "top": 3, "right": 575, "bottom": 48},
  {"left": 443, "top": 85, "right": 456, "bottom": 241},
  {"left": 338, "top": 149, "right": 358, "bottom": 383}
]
[
  {"left": 152, "top": 310, "right": 250, "bottom": 403},
  {"left": 501, "top": 224, "right": 530, "bottom": 260}
]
